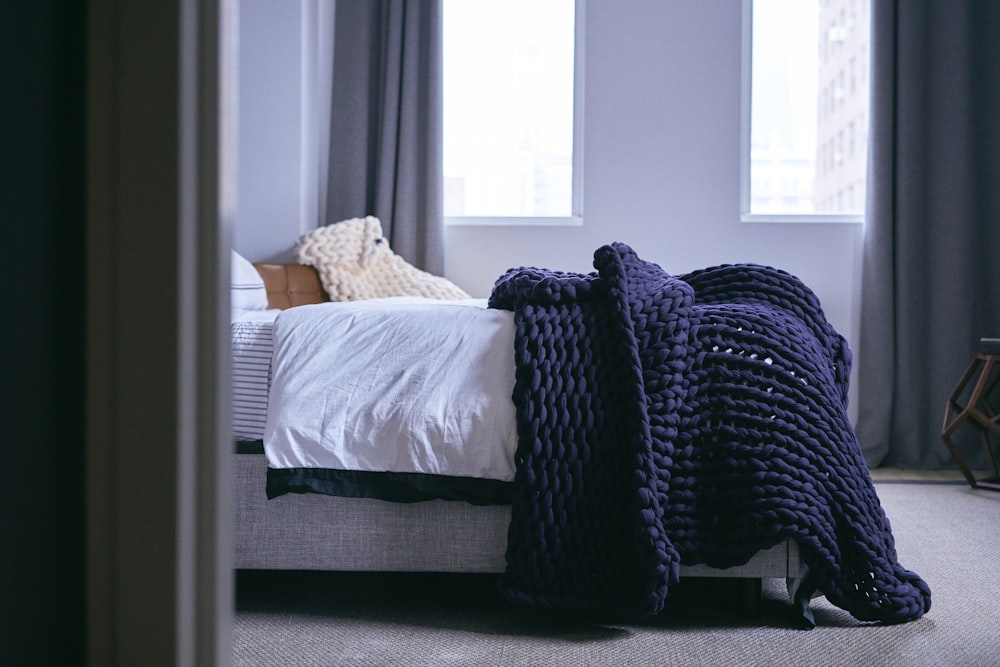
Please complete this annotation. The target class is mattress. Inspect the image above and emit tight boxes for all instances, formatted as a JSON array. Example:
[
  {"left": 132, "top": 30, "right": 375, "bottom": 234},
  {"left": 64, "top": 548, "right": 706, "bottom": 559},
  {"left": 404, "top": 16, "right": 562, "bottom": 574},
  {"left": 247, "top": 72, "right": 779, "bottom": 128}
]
[
  {"left": 231, "top": 309, "right": 280, "bottom": 442},
  {"left": 231, "top": 299, "right": 518, "bottom": 505}
]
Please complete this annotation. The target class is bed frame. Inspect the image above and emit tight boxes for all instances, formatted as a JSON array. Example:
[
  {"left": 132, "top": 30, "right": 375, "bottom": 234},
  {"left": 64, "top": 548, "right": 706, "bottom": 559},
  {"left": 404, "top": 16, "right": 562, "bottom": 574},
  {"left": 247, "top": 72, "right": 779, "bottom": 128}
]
[{"left": 234, "top": 263, "right": 800, "bottom": 604}]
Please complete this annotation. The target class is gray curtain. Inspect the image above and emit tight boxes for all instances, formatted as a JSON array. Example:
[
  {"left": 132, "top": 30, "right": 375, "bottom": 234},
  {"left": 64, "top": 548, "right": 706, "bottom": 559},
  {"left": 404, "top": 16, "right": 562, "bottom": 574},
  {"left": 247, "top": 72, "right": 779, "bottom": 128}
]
[
  {"left": 326, "top": 0, "right": 444, "bottom": 273},
  {"left": 857, "top": 1, "right": 1000, "bottom": 468}
]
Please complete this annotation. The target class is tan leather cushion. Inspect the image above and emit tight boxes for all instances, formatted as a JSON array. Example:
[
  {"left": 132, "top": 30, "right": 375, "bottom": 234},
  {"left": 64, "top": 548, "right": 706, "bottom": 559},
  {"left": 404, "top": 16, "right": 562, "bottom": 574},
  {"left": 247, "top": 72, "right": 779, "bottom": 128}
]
[{"left": 252, "top": 263, "right": 329, "bottom": 309}]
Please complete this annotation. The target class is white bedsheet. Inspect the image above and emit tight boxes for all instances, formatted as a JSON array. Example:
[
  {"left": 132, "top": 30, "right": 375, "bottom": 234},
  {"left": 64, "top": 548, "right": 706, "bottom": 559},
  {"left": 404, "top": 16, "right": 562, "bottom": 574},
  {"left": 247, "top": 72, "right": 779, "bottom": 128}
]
[{"left": 264, "top": 297, "right": 518, "bottom": 482}]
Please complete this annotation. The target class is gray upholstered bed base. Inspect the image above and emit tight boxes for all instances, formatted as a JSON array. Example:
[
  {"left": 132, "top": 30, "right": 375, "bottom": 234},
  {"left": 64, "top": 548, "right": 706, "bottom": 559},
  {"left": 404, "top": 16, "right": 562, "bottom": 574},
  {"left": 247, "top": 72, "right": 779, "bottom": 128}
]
[
  {"left": 234, "top": 453, "right": 799, "bottom": 580},
  {"left": 236, "top": 262, "right": 800, "bottom": 615}
]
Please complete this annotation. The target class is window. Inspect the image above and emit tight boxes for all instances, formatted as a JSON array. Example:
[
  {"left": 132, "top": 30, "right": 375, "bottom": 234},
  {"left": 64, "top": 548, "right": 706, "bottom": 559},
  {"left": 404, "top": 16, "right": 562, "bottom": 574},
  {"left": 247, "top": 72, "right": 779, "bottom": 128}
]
[
  {"left": 741, "top": 0, "right": 870, "bottom": 222},
  {"left": 443, "top": 0, "right": 583, "bottom": 225}
]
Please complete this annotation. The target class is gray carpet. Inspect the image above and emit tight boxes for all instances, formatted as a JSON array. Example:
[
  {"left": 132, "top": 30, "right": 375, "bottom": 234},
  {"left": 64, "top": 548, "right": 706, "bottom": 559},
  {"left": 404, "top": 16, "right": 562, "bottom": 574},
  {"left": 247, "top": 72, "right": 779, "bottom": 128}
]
[{"left": 233, "top": 480, "right": 1000, "bottom": 666}]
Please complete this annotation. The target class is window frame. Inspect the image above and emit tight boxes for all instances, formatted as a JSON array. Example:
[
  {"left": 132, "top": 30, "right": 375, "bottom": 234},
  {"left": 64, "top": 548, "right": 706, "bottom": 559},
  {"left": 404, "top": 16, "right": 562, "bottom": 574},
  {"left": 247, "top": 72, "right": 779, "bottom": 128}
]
[
  {"left": 739, "top": 0, "right": 864, "bottom": 224},
  {"left": 443, "top": 0, "right": 585, "bottom": 227}
]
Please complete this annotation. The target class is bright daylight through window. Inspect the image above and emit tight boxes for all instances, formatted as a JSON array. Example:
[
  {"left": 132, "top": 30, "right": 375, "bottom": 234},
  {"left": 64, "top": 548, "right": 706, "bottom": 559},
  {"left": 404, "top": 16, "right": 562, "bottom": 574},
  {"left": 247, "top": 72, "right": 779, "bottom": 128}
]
[
  {"left": 743, "top": 0, "right": 870, "bottom": 221},
  {"left": 443, "top": 0, "right": 580, "bottom": 224}
]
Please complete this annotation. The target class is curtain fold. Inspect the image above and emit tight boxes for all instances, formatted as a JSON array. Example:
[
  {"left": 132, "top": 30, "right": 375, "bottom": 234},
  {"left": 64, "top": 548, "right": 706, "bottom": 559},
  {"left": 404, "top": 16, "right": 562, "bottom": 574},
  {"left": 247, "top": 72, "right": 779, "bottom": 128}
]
[
  {"left": 857, "top": 0, "right": 1000, "bottom": 468},
  {"left": 326, "top": 0, "right": 444, "bottom": 273}
]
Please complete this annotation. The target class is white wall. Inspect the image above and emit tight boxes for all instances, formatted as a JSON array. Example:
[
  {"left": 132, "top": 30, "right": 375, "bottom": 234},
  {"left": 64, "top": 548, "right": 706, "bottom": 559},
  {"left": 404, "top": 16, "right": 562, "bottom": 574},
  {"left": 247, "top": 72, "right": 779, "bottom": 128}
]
[
  {"left": 235, "top": 0, "right": 325, "bottom": 261},
  {"left": 235, "top": 0, "right": 864, "bottom": 413},
  {"left": 444, "top": 0, "right": 863, "bottom": 415}
]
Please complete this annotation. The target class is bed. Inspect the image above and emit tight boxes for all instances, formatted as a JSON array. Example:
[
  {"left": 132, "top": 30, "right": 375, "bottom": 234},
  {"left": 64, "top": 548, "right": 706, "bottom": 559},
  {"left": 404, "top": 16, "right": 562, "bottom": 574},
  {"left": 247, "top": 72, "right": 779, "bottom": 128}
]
[
  {"left": 231, "top": 239, "right": 930, "bottom": 626},
  {"left": 232, "top": 262, "right": 797, "bottom": 605}
]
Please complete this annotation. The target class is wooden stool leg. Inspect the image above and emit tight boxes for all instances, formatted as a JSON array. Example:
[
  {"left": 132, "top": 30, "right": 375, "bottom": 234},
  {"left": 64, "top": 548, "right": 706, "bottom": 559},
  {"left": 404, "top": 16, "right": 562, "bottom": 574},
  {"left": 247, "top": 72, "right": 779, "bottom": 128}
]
[{"left": 941, "top": 354, "right": 1000, "bottom": 491}]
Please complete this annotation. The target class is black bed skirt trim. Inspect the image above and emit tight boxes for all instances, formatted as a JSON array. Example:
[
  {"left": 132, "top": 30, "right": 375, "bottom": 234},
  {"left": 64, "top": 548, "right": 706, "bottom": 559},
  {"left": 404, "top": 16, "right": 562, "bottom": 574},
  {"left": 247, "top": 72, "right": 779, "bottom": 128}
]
[
  {"left": 236, "top": 439, "right": 513, "bottom": 505},
  {"left": 266, "top": 466, "right": 514, "bottom": 506},
  {"left": 236, "top": 439, "right": 265, "bottom": 455}
]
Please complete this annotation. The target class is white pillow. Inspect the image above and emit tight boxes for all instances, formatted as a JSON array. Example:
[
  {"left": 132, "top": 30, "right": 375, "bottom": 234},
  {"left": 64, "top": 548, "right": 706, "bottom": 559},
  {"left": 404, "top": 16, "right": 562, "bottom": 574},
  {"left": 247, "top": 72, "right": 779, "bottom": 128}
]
[{"left": 231, "top": 250, "right": 269, "bottom": 316}]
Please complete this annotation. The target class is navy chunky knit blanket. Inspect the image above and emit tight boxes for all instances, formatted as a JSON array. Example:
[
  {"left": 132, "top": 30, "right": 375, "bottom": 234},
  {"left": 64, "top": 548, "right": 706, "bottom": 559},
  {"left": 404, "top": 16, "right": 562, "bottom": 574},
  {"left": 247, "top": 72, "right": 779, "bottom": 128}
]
[{"left": 487, "top": 243, "right": 930, "bottom": 624}]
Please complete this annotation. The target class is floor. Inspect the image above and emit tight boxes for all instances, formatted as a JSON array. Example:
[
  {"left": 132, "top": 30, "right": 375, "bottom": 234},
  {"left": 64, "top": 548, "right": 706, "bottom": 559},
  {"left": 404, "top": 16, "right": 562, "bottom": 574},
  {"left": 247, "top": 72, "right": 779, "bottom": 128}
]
[{"left": 868, "top": 466, "right": 987, "bottom": 483}]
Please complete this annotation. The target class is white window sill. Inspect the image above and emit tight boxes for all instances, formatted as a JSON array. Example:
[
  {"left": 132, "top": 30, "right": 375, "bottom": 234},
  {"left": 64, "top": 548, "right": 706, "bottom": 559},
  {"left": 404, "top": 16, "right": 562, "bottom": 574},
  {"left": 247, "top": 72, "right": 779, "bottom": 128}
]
[
  {"left": 740, "top": 213, "right": 864, "bottom": 224},
  {"left": 445, "top": 216, "right": 584, "bottom": 227}
]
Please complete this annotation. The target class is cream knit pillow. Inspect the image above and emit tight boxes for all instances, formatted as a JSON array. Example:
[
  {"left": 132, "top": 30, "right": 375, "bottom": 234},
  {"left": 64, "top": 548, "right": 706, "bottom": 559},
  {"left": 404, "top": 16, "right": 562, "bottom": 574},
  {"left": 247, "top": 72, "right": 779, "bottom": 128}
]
[{"left": 294, "top": 216, "right": 470, "bottom": 301}]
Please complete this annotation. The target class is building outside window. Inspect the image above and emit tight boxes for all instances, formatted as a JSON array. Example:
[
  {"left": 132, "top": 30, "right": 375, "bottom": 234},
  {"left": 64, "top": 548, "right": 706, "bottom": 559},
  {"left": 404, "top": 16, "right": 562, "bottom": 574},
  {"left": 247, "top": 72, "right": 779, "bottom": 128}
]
[
  {"left": 743, "top": 0, "right": 870, "bottom": 221},
  {"left": 443, "top": 0, "right": 582, "bottom": 225}
]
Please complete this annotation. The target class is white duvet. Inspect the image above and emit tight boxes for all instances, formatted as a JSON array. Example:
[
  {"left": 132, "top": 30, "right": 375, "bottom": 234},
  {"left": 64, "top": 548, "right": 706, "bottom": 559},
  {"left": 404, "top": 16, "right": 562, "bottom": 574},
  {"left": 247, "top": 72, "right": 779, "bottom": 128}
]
[{"left": 263, "top": 297, "right": 519, "bottom": 482}]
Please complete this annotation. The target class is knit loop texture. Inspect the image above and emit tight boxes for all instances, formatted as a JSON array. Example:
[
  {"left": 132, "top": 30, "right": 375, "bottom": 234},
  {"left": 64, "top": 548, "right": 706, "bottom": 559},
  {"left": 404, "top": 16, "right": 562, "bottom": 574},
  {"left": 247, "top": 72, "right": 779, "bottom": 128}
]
[{"left": 488, "top": 242, "right": 931, "bottom": 624}]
